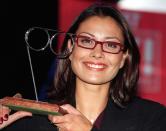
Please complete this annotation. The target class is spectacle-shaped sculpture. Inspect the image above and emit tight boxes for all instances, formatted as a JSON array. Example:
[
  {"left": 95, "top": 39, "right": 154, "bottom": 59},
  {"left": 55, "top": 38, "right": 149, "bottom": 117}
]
[{"left": 25, "top": 27, "right": 74, "bottom": 58}]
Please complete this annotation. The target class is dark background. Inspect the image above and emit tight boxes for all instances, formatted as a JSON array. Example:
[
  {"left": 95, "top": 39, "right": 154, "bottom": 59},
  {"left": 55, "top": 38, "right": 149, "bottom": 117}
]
[{"left": 1, "top": 0, "right": 58, "bottom": 99}]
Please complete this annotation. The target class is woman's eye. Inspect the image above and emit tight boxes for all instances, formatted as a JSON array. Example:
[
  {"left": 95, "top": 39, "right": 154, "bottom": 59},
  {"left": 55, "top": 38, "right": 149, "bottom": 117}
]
[
  {"left": 106, "top": 42, "right": 118, "bottom": 48},
  {"left": 80, "top": 38, "right": 92, "bottom": 44}
]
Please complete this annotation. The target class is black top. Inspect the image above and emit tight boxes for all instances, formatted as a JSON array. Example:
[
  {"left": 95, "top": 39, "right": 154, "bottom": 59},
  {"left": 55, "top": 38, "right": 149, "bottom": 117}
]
[{"left": 3, "top": 97, "right": 166, "bottom": 131}]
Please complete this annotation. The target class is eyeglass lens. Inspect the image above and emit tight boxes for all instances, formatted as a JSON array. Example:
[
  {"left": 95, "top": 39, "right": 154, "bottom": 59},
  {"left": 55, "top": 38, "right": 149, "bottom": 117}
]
[
  {"left": 50, "top": 33, "right": 73, "bottom": 56},
  {"left": 25, "top": 27, "right": 74, "bottom": 57},
  {"left": 25, "top": 27, "right": 49, "bottom": 51},
  {"left": 77, "top": 36, "right": 122, "bottom": 54}
]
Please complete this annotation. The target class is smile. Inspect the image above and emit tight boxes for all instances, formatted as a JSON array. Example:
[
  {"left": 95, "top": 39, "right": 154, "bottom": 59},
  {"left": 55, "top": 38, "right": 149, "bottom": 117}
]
[
  {"left": 84, "top": 62, "right": 107, "bottom": 70},
  {"left": 87, "top": 63, "right": 105, "bottom": 69}
]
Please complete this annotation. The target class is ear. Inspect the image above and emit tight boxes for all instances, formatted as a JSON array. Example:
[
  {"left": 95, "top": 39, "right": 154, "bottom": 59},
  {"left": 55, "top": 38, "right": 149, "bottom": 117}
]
[
  {"left": 67, "top": 39, "right": 73, "bottom": 52},
  {"left": 67, "top": 39, "right": 73, "bottom": 60},
  {"left": 120, "top": 50, "right": 128, "bottom": 69}
]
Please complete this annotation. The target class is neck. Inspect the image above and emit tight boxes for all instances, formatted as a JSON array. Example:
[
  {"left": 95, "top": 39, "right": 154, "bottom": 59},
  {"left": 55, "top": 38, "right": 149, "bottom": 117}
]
[{"left": 75, "top": 79, "right": 110, "bottom": 124}]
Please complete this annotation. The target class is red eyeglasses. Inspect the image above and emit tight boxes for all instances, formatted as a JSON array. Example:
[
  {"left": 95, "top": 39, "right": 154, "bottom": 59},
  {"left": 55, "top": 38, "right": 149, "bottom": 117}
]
[{"left": 73, "top": 35, "right": 125, "bottom": 54}]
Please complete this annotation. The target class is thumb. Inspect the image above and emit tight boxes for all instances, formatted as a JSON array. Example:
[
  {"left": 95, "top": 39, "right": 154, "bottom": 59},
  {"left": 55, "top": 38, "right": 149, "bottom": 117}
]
[
  {"left": 60, "top": 104, "right": 81, "bottom": 115},
  {"left": 13, "top": 93, "right": 22, "bottom": 98}
]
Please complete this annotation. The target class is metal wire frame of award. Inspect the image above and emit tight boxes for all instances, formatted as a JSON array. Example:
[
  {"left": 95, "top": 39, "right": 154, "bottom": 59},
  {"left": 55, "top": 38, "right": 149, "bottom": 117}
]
[{"left": 24, "top": 27, "right": 74, "bottom": 101}]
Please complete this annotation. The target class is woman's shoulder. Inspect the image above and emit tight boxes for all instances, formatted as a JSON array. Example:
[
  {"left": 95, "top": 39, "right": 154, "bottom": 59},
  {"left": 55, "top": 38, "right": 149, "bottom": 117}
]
[
  {"left": 130, "top": 96, "right": 166, "bottom": 111},
  {"left": 116, "top": 97, "right": 166, "bottom": 130},
  {"left": 101, "top": 97, "right": 166, "bottom": 131},
  {"left": 129, "top": 97, "right": 166, "bottom": 131},
  {"left": 128, "top": 96, "right": 166, "bottom": 128}
]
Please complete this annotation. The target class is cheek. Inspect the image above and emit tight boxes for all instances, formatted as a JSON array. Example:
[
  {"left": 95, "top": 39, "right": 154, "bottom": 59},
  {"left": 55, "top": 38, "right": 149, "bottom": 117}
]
[
  {"left": 69, "top": 47, "right": 87, "bottom": 72},
  {"left": 69, "top": 46, "right": 84, "bottom": 62},
  {"left": 109, "top": 54, "right": 124, "bottom": 68},
  {"left": 107, "top": 54, "right": 125, "bottom": 76}
]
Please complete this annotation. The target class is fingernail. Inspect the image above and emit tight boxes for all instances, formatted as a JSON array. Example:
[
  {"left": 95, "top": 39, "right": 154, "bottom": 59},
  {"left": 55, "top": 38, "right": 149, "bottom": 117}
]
[
  {"left": 0, "top": 117, "right": 3, "bottom": 124},
  {"left": 3, "top": 114, "right": 8, "bottom": 121}
]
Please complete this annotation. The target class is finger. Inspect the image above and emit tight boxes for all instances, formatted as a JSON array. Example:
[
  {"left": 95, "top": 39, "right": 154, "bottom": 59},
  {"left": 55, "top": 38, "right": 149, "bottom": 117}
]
[
  {"left": 0, "top": 111, "right": 32, "bottom": 129},
  {"left": 60, "top": 104, "right": 80, "bottom": 115},
  {"left": 48, "top": 115, "right": 65, "bottom": 124},
  {"left": 13, "top": 93, "right": 22, "bottom": 98},
  {"left": 0, "top": 117, "right": 3, "bottom": 124},
  {"left": 3, "top": 114, "right": 9, "bottom": 121},
  {"left": 0, "top": 106, "right": 11, "bottom": 117},
  {"left": 0, "top": 93, "right": 22, "bottom": 116},
  {"left": 56, "top": 123, "right": 66, "bottom": 131},
  {"left": 9, "top": 111, "right": 32, "bottom": 123}
]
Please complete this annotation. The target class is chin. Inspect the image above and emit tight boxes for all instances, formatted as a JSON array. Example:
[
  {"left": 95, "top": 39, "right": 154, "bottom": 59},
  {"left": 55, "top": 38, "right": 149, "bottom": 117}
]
[{"left": 82, "top": 78, "right": 111, "bottom": 85}]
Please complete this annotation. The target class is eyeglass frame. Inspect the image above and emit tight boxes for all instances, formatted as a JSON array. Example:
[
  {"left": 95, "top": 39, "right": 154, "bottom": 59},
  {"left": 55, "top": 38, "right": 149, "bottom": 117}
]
[
  {"left": 72, "top": 34, "right": 126, "bottom": 54},
  {"left": 25, "top": 27, "right": 75, "bottom": 58},
  {"left": 25, "top": 27, "right": 127, "bottom": 58}
]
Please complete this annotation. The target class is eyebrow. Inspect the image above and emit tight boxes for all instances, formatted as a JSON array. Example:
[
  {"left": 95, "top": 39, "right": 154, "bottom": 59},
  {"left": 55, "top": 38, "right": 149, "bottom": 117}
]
[{"left": 77, "top": 32, "right": 122, "bottom": 43}]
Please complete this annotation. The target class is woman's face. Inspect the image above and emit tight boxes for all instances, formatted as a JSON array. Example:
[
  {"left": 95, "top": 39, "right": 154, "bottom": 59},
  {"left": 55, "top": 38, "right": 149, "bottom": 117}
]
[{"left": 69, "top": 16, "right": 127, "bottom": 85}]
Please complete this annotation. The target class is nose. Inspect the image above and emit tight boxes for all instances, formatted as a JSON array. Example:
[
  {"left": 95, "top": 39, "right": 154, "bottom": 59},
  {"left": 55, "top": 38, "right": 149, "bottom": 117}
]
[{"left": 90, "top": 44, "right": 104, "bottom": 58}]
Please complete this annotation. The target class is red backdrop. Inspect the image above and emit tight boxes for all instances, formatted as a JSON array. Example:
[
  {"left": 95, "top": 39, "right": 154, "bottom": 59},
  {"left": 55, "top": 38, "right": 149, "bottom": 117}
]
[{"left": 58, "top": 0, "right": 166, "bottom": 106}]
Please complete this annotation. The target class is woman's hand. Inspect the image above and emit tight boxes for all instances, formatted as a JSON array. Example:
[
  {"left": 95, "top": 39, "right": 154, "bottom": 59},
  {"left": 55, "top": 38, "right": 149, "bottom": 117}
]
[
  {"left": 0, "top": 93, "right": 32, "bottom": 129},
  {"left": 48, "top": 104, "right": 93, "bottom": 131}
]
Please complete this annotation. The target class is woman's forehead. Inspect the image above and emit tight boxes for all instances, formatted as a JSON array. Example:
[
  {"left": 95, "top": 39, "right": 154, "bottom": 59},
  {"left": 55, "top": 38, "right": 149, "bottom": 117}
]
[{"left": 76, "top": 16, "right": 124, "bottom": 42}]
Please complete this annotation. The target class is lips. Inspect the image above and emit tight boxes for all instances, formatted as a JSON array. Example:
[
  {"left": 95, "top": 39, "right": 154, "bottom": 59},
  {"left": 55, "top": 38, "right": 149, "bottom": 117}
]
[{"left": 83, "top": 61, "right": 107, "bottom": 71}]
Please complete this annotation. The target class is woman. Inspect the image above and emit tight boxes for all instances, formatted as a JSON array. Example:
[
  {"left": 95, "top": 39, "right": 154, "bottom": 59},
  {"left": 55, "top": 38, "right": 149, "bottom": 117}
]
[{"left": 1, "top": 4, "right": 166, "bottom": 131}]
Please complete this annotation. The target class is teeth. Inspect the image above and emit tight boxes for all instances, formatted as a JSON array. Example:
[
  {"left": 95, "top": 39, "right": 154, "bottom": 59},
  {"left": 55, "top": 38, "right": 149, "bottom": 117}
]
[{"left": 87, "top": 63, "right": 104, "bottom": 69}]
